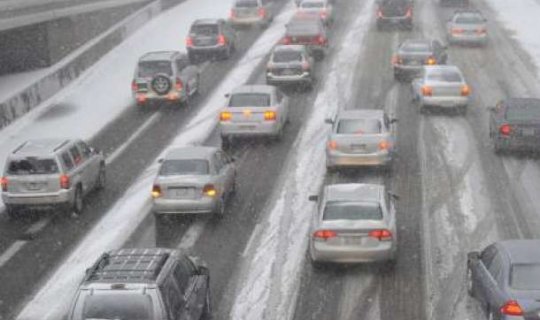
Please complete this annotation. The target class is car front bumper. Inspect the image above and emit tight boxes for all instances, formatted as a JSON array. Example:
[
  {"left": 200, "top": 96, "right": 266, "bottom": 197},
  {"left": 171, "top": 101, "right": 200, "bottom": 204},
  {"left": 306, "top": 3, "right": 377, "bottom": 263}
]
[{"left": 152, "top": 197, "right": 218, "bottom": 215}]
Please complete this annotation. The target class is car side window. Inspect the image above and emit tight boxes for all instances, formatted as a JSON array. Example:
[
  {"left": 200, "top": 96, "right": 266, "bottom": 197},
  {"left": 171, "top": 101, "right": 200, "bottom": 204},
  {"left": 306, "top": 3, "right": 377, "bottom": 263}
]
[
  {"left": 77, "top": 141, "right": 92, "bottom": 159},
  {"left": 276, "top": 90, "right": 283, "bottom": 103},
  {"left": 173, "top": 258, "right": 194, "bottom": 293},
  {"left": 488, "top": 254, "right": 505, "bottom": 284},
  {"left": 480, "top": 245, "right": 497, "bottom": 269},
  {"left": 69, "top": 146, "right": 83, "bottom": 166},
  {"left": 383, "top": 115, "right": 390, "bottom": 131},
  {"left": 161, "top": 275, "right": 183, "bottom": 318},
  {"left": 61, "top": 151, "right": 74, "bottom": 171},
  {"left": 213, "top": 154, "right": 224, "bottom": 173}
]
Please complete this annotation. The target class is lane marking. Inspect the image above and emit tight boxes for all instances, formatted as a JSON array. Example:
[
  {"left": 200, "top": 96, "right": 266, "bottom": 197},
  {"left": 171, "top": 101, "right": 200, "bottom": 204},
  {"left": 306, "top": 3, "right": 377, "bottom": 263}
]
[
  {"left": 24, "top": 216, "right": 52, "bottom": 236},
  {"left": 242, "top": 222, "right": 262, "bottom": 257},
  {"left": 0, "top": 240, "right": 26, "bottom": 268},
  {"left": 105, "top": 112, "right": 162, "bottom": 165},
  {"left": 177, "top": 219, "right": 207, "bottom": 250}
]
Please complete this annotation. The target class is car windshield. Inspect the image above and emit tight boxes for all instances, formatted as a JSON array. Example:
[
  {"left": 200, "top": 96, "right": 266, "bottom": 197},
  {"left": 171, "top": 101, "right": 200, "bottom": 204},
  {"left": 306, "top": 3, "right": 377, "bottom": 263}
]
[
  {"left": 287, "top": 21, "right": 320, "bottom": 35},
  {"left": 273, "top": 50, "right": 303, "bottom": 62},
  {"left": 7, "top": 158, "right": 59, "bottom": 175},
  {"left": 506, "top": 105, "right": 540, "bottom": 121},
  {"left": 235, "top": 0, "right": 258, "bottom": 8},
  {"left": 229, "top": 93, "right": 271, "bottom": 107},
  {"left": 455, "top": 14, "right": 484, "bottom": 24},
  {"left": 323, "top": 201, "right": 383, "bottom": 220},
  {"left": 137, "top": 61, "right": 172, "bottom": 77},
  {"left": 191, "top": 24, "right": 219, "bottom": 35},
  {"left": 301, "top": 2, "right": 325, "bottom": 8},
  {"left": 159, "top": 159, "right": 209, "bottom": 175},
  {"left": 81, "top": 293, "right": 153, "bottom": 320},
  {"left": 426, "top": 70, "right": 462, "bottom": 82},
  {"left": 401, "top": 42, "right": 431, "bottom": 53},
  {"left": 337, "top": 119, "right": 382, "bottom": 134},
  {"left": 510, "top": 264, "right": 540, "bottom": 290}
]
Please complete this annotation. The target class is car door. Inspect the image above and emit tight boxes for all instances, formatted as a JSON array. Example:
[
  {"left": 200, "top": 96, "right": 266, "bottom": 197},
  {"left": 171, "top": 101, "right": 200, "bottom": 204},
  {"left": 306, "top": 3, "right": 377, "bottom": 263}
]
[
  {"left": 223, "top": 20, "right": 236, "bottom": 46},
  {"left": 218, "top": 151, "right": 235, "bottom": 192},
  {"left": 489, "top": 101, "right": 505, "bottom": 137},
  {"left": 211, "top": 153, "right": 228, "bottom": 198},
  {"left": 68, "top": 145, "right": 91, "bottom": 194},
  {"left": 175, "top": 258, "right": 207, "bottom": 320},
  {"left": 176, "top": 56, "right": 196, "bottom": 96},
  {"left": 475, "top": 248, "right": 508, "bottom": 308},
  {"left": 77, "top": 140, "right": 100, "bottom": 190},
  {"left": 470, "top": 245, "right": 497, "bottom": 304},
  {"left": 275, "top": 89, "right": 288, "bottom": 128},
  {"left": 433, "top": 40, "right": 447, "bottom": 64},
  {"left": 159, "top": 274, "right": 185, "bottom": 320}
]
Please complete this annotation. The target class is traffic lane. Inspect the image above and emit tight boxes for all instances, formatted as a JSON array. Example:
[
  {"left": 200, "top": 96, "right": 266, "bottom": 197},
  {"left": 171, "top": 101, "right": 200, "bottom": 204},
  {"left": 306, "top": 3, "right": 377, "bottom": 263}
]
[{"left": 0, "top": 8, "right": 293, "bottom": 319}]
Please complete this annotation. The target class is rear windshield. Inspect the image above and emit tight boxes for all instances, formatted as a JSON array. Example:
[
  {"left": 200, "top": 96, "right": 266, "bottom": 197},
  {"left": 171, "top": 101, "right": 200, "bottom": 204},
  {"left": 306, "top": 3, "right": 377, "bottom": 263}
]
[
  {"left": 235, "top": 0, "right": 258, "bottom": 8},
  {"left": 455, "top": 14, "right": 484, "bottom": 24},
  {"left": 301, "top": 2, "right": 325, "bottom": 8},
  {"left": 506, "top": 105, "right": 540, "bottom": 121},
  {"left": 159, "top": 159, "right": 209, "bottom": 176},
  {"left": 401, "top": 42, "right": 430, "bottom": 53},
  {"left": 229, "top": 93, "right": 271, "bottom": 107},
  {"left": 273, "top": 50, "right": 303, "bottom": 62},
  {"left": 426, "top": 70, "right": 463, "bottom": 82},
  {"left": 510, "top": 264, "right": 540, "bottom": 290},
  {"left": 81, "top": 293, "right": 153, "bottom": 320},
  {"left": 7, "top": 158, "right": 59, "bottom": 175},
  {"left": 137, "top": 61, "right": 172, "bottom": 77},
  {"left": 287, "top": 21, "right": 320, "bottom": 35},
  {"left": 190, "top": 24, "right": 219, "bottom": 35},
  {"left": 323, "top": 201, "right": 383, "bottom": 220},
  {"left": 337, "top": 119, "right": 382, "bottom": 134}
]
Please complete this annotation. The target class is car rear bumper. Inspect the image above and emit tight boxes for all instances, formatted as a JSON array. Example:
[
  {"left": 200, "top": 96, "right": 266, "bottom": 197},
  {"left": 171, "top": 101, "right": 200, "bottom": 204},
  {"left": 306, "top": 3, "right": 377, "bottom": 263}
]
[
  {"left": 266, "top": 72, "right": 312, "bottom": 84},
  {"left": 493, "top": 137, "right": 540, "bottom": 151},
  {"left": 377, "top": 16, "right": 412, "bottom": 25},
  {"left": 448, "top": 34, "right": 487, "bottom": 44},
  {"left": 310, "top": 241, "right": 395, "bottom": 263},
  {"left": 394, "top": 64, "right": 423, "bottom": 76},
  {"left": 152, "top": 197, "right": 218, "bottom": 214},
  {"left": 134, "top": 89, "right": 185, "bottom": 103},
  {"left": 326, "top": 150, "right": 391, "bottom": 167},
  {"left": 229, "top": 17, "right": 267, "bottom": 26},
  {"left": 220, "top": 121, "right": 281, "bottom": 137},
  {"left": 188, "top": 45, "right": 228, "bottom": 54},
  {"left": 2, "top": 190, "right": 73, "bottom": 207},
  {"left": 420, "top": 96, "right": 469, "bottom": 108}
]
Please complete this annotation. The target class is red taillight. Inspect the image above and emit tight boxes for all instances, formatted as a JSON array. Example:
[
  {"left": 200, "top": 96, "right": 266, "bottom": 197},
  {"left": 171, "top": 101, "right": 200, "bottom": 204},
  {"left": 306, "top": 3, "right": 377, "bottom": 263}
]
[
  {"left": 499, "top": 124, "right": 512, "bottom": 136},
  {"left": 379, "top": 140, "right": 391, "bottom": 150},
  {"left": 229, "top": 9, "right": 236, "bottom": 18},
  {"left": 316, "top": 35, "right": 327, "bottom": 45},
  {"left": 451, "top": 28, "right": 464, "bottom": 35},
  {"left": 392, "top": 55, "right": 402, "bottom": 65},
  {"left": 264, "top": 111, "right": 277, "bottom": 121},
  {"left": 151, "top": 185, "right": 161, "bottom": 198},
  {"left": 500, "top": 300, "right": 523, "bottom": 316},
  {"left": 313, "top": 229, "right": 337, "bottom": 240},
  {"left": 301, "top": 61, "right": 310, "bottom": 71},
  {"left": 320, "top": 9, "right": 328, "bottom": 18},
  {"left": 421, "top": 85, "right": 433, "bottom": 96},
  {"left": 175, "top": 78, "right": 183, "bottom": 91},
  {"left": 476, "top": 27, "right": 487, "bottom": 34},
  {"left": 377, "top": 9, "right": 383, "bottom": 18},
  {"left": 426, "top": 57, "right": 437, "bottom": 65},
  {"left": 369, "top": 229, "right": 393, "bottom": 241},
  {"left": 131, "top": 80, "right": 138, "bottom": 92},
  {"left": 186, "top": 36, "right": 194, "bottom": 47},
  {"left": 281, "top": 36, "right": 292, "bottom": 45},
  {"left": 1, "top": 177, "right": 8, "bottom": 192},
  {"left": 327, "top": 140, "right": 338, "bottom": 150},
  {"left": 203, "top": 184, "right": 217, "bottom": 197},
  {"left": 218, "top": 34, "right": 226, "bottom": 45},
  {"left": 461, "top": 85, "right": 471, "bottom": 96},
  {"left": 258, "top": 8, "right": 266, "bottom": 18},
  {"left": 60, "top": 175, "right": 70, "bottom": 189},
  {"left": 136, "top": 94, "right": 147, "bottom": 104},
  {"left": 405, "top": 7, "right": 412, "bottom": 17}
]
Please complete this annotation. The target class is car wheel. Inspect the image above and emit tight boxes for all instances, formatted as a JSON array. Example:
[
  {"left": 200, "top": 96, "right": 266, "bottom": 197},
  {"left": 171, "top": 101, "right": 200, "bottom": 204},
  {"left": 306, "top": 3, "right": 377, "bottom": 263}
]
[
  {"left": 486, "top": 306, "right": 494, "bottom": 320},
  {"left": 200, "top": 288, "right": 213, "bottom": 320},
  {"left": 96, "top": 165, "right": 106, "bottom": 190},
  {"left": 494, "top": 141, "right": 504, "bottom": 154},
  {"left": 419, "top": 104, "right": 427, "bottom": 115},
  {"left": 221, "top": 136, "right": 232, "bottom": 150},
  {"left": 215, "top": 197, "right": 226, "bottom": 218},
  {"left": 72, "top": 186, "right": 84, "bottom": 216},
  {"left": 221, "top": 46, "right": 231, "bottom": 60},
  {"left": 183, "top": 85, "right": 191, "bottom": 107},
  {"left": 5, "top": 205, "right": 20, "bottom": 220},
  {"left": 457, "top": 105, "right": 467, "bottom": 115},
  {"left": 194, "top": 74, "right": 201, "bottom": 96}
]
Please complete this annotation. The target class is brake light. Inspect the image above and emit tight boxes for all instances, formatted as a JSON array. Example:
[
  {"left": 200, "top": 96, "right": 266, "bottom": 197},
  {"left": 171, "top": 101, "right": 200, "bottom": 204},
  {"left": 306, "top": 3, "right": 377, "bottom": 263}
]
[
  {"left": 258, "top": 7, "right": 266, "bottom": 18},
  {"left": 421, "top": 85, "right": 433, "bottom": 96},
  {"left": 151, "top": 185, "right": 162, "bottom": 198},
  {"left": 452, "top": 28, "right": 464, "bottom": 35},
  {"left": 203, "top": 184, "right": 217, "bottom": 197},
  {"left": 476, "top": 27, "right": 487, "bottom": 34},
  {"left": 392, "top": 55, "right": 402, "bottom": 65},
  {"left": 264, "top": 111, "right": 277, "bottom": 121},
  {"left": 1, "top": 177, "right": 8, "bottom": 192},
  {"left": 426, "top": 57, "right": 437, "bottom": 65},
  {"left": 313, "top": 229, "right": 337, "bottom": 240},
  {"left": 136, "top": 94, "right": 147, "bottom": 104},
  {"left": 327, "top": 140, "right": 338, "bottom": 150},
  {"left": 281, "top": 36, "right": 292, "bottom": 45},
  {"left": 229, "top": 9, "right": 236, "bottom": 18},
  {"left": 377, "top": 9, "right": 383, "bottom": 18},
  {"left": 186, "top": 36, "right": 194, "bottom": 47},
  {"left": 316, "top": 35, "right": 327, "bottom": 45},
  {"left": 369, "top": 229, "right": 392, "bottom": 241},
  {"left": 175, "top": 78, "right": 183, "bottom": 91},
  {"left": 220, "top": 111, "right": 232, "bottom": 121},
  {"left": 379, "top": 140, "right": 391, "bottom": 150},
  {"left": 131, "top": 80, "right": 138, "bottom": 92},
  {"left": 461, "top": 85, "right": 471, "bottom": 96},
  {"left": 500, "top": 300, "right": 523, "bottom": 316},
  {"left": 405, "top": 7, "right": 412, "bottom": 17},
  {"left": 218, "top": 34, "right": 226, "bottom": 45},
  {"left": 301, "top": 61, "right": 310, "bottom": 71},
  {"left": 60, "top": 175, "right": 70, "bottom": 189},
  {"left": 320, "top": 9, "right": 328, "bottom": 18},
  {"left": 499, "top": 124, "right": 512, "bottom": 136}
]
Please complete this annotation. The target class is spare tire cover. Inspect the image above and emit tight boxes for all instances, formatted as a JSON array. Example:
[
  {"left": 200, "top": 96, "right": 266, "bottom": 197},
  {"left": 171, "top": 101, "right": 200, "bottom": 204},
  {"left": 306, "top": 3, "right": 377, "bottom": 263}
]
[{"left": 151, "top": 74, "right": 172, "bottom": 95}]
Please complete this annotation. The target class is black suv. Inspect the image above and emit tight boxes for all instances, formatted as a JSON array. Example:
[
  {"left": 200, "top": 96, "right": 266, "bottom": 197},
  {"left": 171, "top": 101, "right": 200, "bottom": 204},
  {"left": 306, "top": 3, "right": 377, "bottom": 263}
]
[
  {"left": 376, "top": 0, "right": 414, "bottom": 30},
  {"left": 68, "top": 248, "right": 211, "bottom": 320},
  {"left": 186, "top": 19, "right": 237, "bottom": 62}
]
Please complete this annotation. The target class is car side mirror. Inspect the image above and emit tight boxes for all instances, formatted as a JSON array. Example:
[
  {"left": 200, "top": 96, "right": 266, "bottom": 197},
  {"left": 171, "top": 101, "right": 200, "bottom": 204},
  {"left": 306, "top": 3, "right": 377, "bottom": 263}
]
[
  {"left": 388, "top": 192, "right": 400, "bottom": 200},
  {"left": 308, "top": 195, "right": 319, "bottom": 202},
  {"left": 324, "top": 118, "right": 334, "bottom": 125},
  {"left": 390, "top": 118, "right": 398, "bottom": 124},
  {"left": 224, "top": 93, "right": 230, "bottom": 98},
  {"left": 487, "top": 106, "right": 496, "bottom": 112},
  {"left": 467, "top": 251, "right": 480, "bottom": 262},
  {"left": 158, "top": 158, "right": 164, "bottom": 164}
]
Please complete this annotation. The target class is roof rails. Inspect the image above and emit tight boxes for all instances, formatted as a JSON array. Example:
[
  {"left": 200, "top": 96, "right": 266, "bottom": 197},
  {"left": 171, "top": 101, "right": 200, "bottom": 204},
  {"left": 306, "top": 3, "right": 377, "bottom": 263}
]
[
  {"left": 85, "top": 249, "right": 170, "bottom": 283},
  {"left": 12, "top": 141, "right": 28, "bottom": 154},
  {"left": 53, "top": 140, "right": 70, "bottom": 152}
]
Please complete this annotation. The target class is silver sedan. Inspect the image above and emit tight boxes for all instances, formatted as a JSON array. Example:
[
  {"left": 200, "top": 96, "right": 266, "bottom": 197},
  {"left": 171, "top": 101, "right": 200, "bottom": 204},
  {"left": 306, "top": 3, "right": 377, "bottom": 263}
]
[
  {"left": 412, "top": 65, "right": 471, "bottom": 114},
  {"left": 219, "top": 85, "right": 289, "bottom": 148},
  {"left": 447, "top": 10, "right": 487, "bottom": 46},
  {"left": 308, "top": 183, "right": 398, "bottom": 265},
  {"left": 325, "top": 109, "right": 397, "bottom": 170},
  {"left": 151, "top": 146, "right": 236, "bottom": 218}
]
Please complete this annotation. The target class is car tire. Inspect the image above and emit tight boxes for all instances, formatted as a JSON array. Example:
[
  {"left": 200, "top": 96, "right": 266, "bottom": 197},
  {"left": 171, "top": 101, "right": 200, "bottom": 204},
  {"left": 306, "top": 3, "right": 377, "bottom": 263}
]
[
  {"left": 419, "top": 105, "right": 427, "bottom": 115},
  {"left": 5, "top": 205, "right": 20, "bottom": 220},
  {"left": 221, "top": 136, "right": 232, "bottom": 150},
  {"left": 96, "top": 165, "right": 106, "bottom": 190},
  {"left": 200, "top": 288, "right": 213, "bottom": 320},
  {"left": 72, "top": 186, "right": 84, "bottom": 216},
  {"left": 494, "top": 141, "right": 504, "bottom": 154},
  {"left": 457, "top": 105, "right": 467, "bottom": 115},
  {"left": 151, "top": 74, "right": 172, "bottom": 96},
  {"left": 221, "top": 46, "right": 232, "bottom": 60},
  {"left": 215, "top": 197, "right": 226, "bottom": 218},
  {"left": 486, "top": 307, "right": 494, "bottom": 320}
]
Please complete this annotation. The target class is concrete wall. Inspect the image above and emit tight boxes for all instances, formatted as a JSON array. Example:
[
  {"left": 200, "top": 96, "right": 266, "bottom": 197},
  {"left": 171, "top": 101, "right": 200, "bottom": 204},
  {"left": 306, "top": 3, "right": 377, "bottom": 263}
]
[{"left": 0, "top": 0, "right": 165, "bottom": 129}]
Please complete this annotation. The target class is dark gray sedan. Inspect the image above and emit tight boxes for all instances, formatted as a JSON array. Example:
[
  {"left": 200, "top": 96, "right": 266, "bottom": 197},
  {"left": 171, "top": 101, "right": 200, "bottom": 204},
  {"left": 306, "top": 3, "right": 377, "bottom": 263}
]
[
  {"left": 392, "top": 39, "right": 448, "bottom": 81},
  {"left": 489, "top": 98, "right": 540, "bottom": 153},
  {"left": 467, "top": 240, "right": 540, "bottom": 320}
]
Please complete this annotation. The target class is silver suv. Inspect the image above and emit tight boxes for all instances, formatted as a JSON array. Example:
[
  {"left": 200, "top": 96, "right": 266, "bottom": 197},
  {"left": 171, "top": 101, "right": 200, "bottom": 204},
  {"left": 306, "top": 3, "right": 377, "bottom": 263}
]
[
  {"left": 1, "top": 138, "right": 105, "bottom": 219},
  {"left": 132, "top": 51, "right": 200, "bottom": 107},
  {"left": 68, "top": 248, "right": 211, "bottom": 320}
]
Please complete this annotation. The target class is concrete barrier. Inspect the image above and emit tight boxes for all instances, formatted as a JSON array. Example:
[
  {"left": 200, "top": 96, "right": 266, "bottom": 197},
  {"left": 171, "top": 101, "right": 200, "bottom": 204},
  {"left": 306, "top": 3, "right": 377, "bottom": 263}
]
[{"left": 0, "top": 0, "right": 172, "bottom": 129}]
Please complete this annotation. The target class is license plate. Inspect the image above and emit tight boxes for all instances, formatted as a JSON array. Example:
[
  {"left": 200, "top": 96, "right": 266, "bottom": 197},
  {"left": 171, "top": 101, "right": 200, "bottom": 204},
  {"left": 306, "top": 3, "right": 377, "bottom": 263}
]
[
  {"left": 239, "top": 125, "right": 256, "bottom": 130},
  {"left": 351, "top": 144, "right": 367, "bottom": 152},
  {"left": 171, "top": 188, "right": 195, "bottom": 198},
  {"left": 342, "top": 237, "right": 363, "bottom": 245},
  {"left": 522, "top": 128, "right": 535, "bottom": 136},
  {"left": 27, "top": 182, "right": 45, "bottom": 190},
  {"left": 281, "top": 69, "right": 295, "bottom": 75}
]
